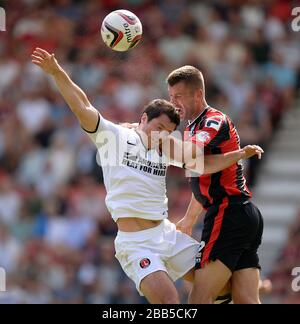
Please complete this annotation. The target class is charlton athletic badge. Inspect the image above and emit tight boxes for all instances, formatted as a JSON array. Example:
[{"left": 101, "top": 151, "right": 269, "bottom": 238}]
[{"left": 140, "top": 258, "right": 151, "bottom": 269}]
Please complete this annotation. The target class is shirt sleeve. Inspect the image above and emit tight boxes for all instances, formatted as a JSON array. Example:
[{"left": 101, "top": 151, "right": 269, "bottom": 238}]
[
  {"left": 189, "top": 115, "right": 226, "bottom": 148},
  {"left": 168, "top": 159, "right": 185, "bottom": 169},
  {"left": 83, "top": 112, "right": 122, "bottom": 146}
]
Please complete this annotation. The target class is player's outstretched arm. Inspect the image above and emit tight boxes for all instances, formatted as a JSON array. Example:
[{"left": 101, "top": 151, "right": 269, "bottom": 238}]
[
  {"left": 31, "top": 47, "right": 98, "bottom": 132},
  {"left": 203, "top": 145, "right": 264, "bottom": 174},
  {"left": 164, "top": 135, "right": 263, "bottom": 174}
]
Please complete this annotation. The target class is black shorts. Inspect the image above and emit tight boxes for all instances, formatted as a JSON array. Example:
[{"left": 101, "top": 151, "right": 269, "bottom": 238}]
[{"left": 195, "top": 197, "right": 264, "bottom": 273}]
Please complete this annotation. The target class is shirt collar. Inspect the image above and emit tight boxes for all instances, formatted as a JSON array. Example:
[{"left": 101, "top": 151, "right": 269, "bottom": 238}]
[{"left": 187, "top": 106, "right": 210, "bottom": 128}]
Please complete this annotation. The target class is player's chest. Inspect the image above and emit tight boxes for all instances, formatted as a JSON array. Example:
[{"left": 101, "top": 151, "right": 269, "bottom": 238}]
[{"left": 121, "top": 135, "right": 167, "bottom": 178}]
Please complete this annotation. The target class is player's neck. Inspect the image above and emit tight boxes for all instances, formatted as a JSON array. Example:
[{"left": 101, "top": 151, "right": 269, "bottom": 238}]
[
  {"left": 135, "top": 127, "right": 151, "bottom": 150},
  {"left": 189, "top": 101, "right": 209, "bottom": 121}
]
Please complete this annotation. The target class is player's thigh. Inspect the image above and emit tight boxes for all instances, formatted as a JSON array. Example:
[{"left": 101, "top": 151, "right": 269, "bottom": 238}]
[
  {"left": 231, "top": 268, "right": 261, "bottom": 304},
  {"left": 140, "top": 270, "right": 180, "bottom": 304},
  {"left": 182, "top": 268, "right": 194, "bottom": 283},
  {"left": 191, "top": 260, "right": 232, "bottom": 301},
  {"left": 219, "top": 280, "right": 231, "bottom": 296},
  {"left": 183, "top": 268, "right": 232, "bottom": 303},
  {"left": 167, "top": 230, "right": 199, "bottom": 283},
  {"left": 214, "top": 280, "right": 232, "bottom": 304}
]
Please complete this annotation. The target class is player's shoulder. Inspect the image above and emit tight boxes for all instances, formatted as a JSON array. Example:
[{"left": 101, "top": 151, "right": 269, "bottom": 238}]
[
  {"left": 202, "top": 107, "right": 227, "bottom": 131},
  {"left": 99, "top": 117, "right": 138, "bottom": 141},
  {"left": 205, "top": 107, "right": 227, "bottom": 120},
  {"left": 109, "top": 120, "right": 135, "bottom": 135}
]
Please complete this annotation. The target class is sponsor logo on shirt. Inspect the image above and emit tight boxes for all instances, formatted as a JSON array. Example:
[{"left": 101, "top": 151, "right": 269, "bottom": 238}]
[{"left": 127, "top": 140, "right": 136, "bottom": 146}]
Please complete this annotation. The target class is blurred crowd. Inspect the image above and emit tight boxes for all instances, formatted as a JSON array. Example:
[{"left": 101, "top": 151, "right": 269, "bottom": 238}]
[
  {"left": 0, "top": 0, "right": 299, "bottom": 303},
  {"left": 270, "top": 209, "right": 300, "bottom": 304}
]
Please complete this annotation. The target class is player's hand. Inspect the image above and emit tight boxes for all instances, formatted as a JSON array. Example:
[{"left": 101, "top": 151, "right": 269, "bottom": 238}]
[
  {"left": 31, "top": 48, "right": 61, "bottom": 75},
  {"left": 176, "top": 217, "right": 195, "bottom": 236},
  {"left": 120, "top": 122, "right": 139, "bottom": 129},
  {"left": 241, "top": 145, "right": 264, "bottom": 160},
  {"left": 259, "top": 278, "right": 273, "bottom": 295}
]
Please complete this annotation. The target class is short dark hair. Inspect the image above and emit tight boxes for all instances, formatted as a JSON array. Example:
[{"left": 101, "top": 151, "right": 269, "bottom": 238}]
[
  {"left": 142, "top": 99, "right": 180, "bottom": 127},
  {"left": 166, "top": 65, "right": 205, "bottom": 91}
]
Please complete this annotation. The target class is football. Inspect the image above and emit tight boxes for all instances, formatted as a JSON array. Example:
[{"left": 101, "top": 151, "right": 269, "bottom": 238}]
[{"left": 101, "top": 9, "right": 143, "bottom": 52}]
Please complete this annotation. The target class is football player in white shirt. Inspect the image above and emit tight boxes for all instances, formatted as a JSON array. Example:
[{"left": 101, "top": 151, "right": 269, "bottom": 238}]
[{"left": 31, "top": 48, "right": 263, "bottom": 304}]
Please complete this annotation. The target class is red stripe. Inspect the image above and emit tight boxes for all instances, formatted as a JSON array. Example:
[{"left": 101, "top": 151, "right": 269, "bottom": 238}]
[
  {"left": 112, "top": 30, "right": 124, "bottom": 47},
  {"left": 199, "top": 174, "right": 213, "bottom": 205},
  {"left": 201, "top": 197, "right": 229, "bottom": 267},
  {"left": 129, "top": 34, "right": 142, "bottom": 49},
  {"left": 104, "top": 22, "right": 124, "bottom": 48},
  {"left": 117, "top": 12, "right": 137, "bottom": 25},
  {"left": 195, "top": 122, "right": 214, "bottom": 205}
]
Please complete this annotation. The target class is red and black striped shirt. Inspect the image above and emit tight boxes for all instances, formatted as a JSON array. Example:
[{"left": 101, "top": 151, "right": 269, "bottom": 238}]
[{"left": 185, "top": 107, "right": 252, "bottom": 209}]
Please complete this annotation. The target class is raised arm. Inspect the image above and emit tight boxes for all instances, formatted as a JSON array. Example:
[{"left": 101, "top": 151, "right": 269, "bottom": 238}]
[
  {"left": 31, "top": 47, "right": 98, "bottom": 132},
  {"left": 203, "top": 145, "right": 264, "bottom": 174}
]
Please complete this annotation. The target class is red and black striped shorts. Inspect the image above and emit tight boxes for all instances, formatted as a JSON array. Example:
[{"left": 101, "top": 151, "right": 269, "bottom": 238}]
[{"left": 195, "top": 198, "right": 263, "bottom": 272}]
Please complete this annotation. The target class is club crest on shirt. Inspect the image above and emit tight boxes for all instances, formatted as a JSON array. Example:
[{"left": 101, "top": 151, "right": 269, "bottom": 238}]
[
  {"left": 140, "top": 258, "right": 151, "bottom": 269},
  {"left": 196, "top": 131, "right": 211, "bottom": 143}
]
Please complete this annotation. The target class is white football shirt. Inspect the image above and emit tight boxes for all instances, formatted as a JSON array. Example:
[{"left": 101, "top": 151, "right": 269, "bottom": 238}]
[{"left": 84, "top": 114, "right": 174, "bottom": 222}]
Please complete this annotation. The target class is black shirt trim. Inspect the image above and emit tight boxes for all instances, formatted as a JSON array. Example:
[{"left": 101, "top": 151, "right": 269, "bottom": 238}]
[
  {"left": 81, "top": 112, "right": 101, "bottom": 134},
  {"left": 187, "top": 106, "right": 210, "bottom": 128}
]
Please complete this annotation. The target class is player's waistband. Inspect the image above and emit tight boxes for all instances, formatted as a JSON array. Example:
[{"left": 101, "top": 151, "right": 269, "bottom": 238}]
[
  {"left": 205, "top": 195, "right": 250, "bottom": 209},
  {"left": 116, "top": 219, "right": 167, "bottom": 241},
  {"left": 227, "top": 195, "right": 250, "bottom": 205}
]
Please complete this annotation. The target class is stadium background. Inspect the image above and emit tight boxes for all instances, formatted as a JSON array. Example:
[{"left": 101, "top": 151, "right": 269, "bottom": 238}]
[{"left": 0, "top": 0, "right": 299, "bottom": 304}]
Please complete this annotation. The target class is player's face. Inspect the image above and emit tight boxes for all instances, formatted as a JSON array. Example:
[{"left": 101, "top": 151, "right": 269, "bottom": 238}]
[
  {"left": 141, "top": 113, "right": 177, "bottom": 148},
  {"left": 168, "top": 82, "right": 199, "bottom": 121}
]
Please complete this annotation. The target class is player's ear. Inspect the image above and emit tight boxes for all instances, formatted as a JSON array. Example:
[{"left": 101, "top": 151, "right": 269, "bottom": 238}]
[
  {"left": 194, "top": 88, "right": 203, "bottom": 100},
  {"left": 140, "top": 113, "right": 148, "bottom": 125}
]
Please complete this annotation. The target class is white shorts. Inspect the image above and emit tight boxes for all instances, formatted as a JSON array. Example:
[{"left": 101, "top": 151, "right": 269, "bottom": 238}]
[{"left": 114, "top": 219, "right": 199, "bottom": 295}]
